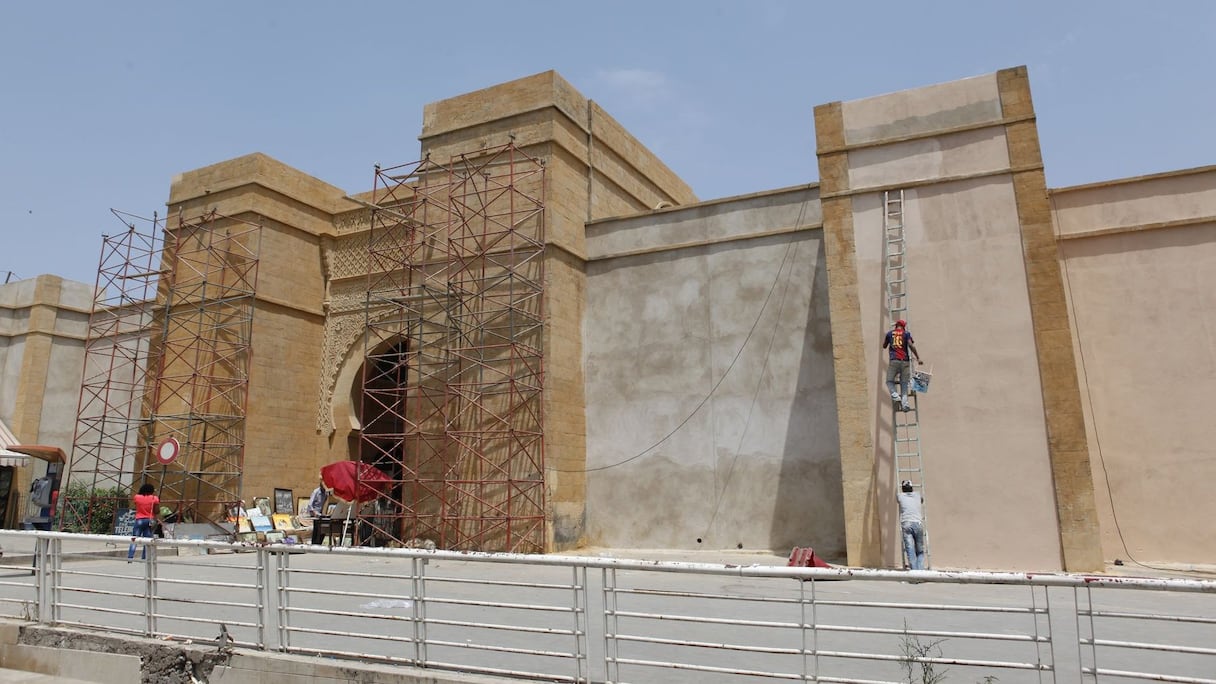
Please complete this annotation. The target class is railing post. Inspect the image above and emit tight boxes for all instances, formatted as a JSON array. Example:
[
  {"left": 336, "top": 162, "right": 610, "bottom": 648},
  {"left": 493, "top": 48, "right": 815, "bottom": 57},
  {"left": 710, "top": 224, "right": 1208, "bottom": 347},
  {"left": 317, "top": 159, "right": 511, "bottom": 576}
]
[
  {"left": 34, "top": 535, "right": 50, "bottom": 625},
  {"left": 603, "top": 567, "right": 617, "bottom": 684},
  {"left": 802, "top": 578, "right": 818, "bottom": 682},
  {"left": 275, "top": 547, "right": 289, "bottom": 652},
  {"left": 1083, "top": 585, "right": 1097, "bottom": 682},
  {"left": 416, "top": 555, "right": 429, "bottom": 666},
  {"left": 1028, "top": 584, "right": 1047, "bottom": 683},
  {"left": 256, "top": 547, "right": 269, "bottom": 650},
  {"left": 571, "top": 564, "right": 587, "bottom": 683},
  {"left": 145, "top": 542, "right": 156, "bottom": 637},
  {"left": 409, "top": 556, "right": 422, "bottom": 666}
]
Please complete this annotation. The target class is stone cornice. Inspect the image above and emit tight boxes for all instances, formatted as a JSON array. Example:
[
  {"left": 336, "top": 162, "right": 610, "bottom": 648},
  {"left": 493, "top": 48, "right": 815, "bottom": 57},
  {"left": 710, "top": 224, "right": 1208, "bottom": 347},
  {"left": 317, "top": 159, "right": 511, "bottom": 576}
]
[
  {"left": 1056, "top": 214, "right": 1216, "bottom": 241},
  {"left": 818, "top": 163, "right": 1044, "bottom": 201},
  {"left": 1049, "top": 163, "right": 1216, "bottom": 195},
  {"left": 816, "top": 113, "right": 1036, "bottom": 155},
  {"left": 587, "top": 222, "right": 821, "bottom": 263}
]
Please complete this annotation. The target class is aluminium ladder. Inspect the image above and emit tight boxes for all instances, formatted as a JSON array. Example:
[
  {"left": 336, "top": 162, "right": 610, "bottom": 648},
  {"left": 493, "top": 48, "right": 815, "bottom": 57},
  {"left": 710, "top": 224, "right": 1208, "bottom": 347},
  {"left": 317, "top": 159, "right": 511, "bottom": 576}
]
[{"left": 883, "top": 189, "right": 930, "bottom": 568}]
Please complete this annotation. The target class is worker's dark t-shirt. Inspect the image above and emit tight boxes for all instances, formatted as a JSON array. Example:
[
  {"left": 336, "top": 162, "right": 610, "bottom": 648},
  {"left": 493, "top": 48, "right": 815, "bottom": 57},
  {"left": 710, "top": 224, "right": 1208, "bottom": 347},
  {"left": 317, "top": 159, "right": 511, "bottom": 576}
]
[{"left": 885, "top": 329, "right": 913, "bottom": 361}]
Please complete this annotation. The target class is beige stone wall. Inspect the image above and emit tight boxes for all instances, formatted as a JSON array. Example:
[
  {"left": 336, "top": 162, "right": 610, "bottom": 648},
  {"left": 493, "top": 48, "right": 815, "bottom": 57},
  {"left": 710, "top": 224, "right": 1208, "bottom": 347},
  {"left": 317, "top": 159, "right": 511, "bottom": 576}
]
[
  {"left": 411, "top": 71, "right": 696, "bottom": 550},
  {"left": 168, "top": 156, "right": 345, "bottom": 507},
  {"left": 814, "top": 101, "right": 882, "bottom": 567},
  {"left": 816, "top": 67, "right": 1102, "bottom": 571},
  {"left": 582, "top": 186, "right": 839, "bottom": 554},
  {"left": 544, "top": 247, "right": 588, "bottom": 546},
  {"left": 152, "top": 75, "right": 698, "bottom": 543},
  {"left": 1052, "top": 166, "right": 1216, "bottom": 237},
  {"left": 997, "top": 68, "right": 1101, "bottom": 572},
  {"left": 0, "top": 275, "right": 91, "bottom": 495},
  {"left": 1050, "top": 166, "right": 1216, "bottom": 564},
  {"left": 840, "top": 74, "right": 1005, "bottom": 146},
  {"left": 243, "top": 299, "right": 327, "bottom": 500},
  {"left": 12, "top": 67, "right": 1214, "bottom": 566}
]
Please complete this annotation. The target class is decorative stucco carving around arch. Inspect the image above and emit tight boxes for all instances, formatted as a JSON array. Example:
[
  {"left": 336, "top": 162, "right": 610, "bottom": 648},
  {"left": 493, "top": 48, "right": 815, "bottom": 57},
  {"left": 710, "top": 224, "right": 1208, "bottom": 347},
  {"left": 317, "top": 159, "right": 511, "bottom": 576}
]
[
  {"left": 317, "top": 304, "right": 368, "bottom": 434},
  {"left": 316, "top": 274, "right": 456, "bottom": 435}
]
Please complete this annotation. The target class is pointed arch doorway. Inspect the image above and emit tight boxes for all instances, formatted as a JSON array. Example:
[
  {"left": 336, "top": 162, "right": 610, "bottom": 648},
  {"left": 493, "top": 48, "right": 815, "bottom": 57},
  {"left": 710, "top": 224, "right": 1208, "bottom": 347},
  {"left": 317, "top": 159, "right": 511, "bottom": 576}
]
[{"left": 348, "top": 336, "right": 411, "bottom": 545}]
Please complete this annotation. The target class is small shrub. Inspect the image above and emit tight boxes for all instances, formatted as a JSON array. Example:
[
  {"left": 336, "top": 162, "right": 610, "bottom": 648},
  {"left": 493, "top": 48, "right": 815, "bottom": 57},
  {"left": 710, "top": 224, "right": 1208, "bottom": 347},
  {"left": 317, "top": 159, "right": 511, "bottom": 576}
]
[
  {"left": 58, "top": 482, "right": 127, "bottom": 535},
  {"left": 900, "top": 621, "right": 947, "bottom": 684},
  {"left": 899, "top": 621, "right": 999, "bottom": 683}
]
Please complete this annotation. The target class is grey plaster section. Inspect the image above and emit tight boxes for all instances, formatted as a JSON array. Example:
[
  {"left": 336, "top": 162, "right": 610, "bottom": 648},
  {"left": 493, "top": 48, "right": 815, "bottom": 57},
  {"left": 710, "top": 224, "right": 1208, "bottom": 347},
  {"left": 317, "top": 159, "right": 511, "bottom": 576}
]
[
  {"left": 0, "top": 280, "right": 37, "bottom": 310},
  {"left": 852, "top": 177, "right": 1067, "bottom": 570},
  {"left": 53, "top": 309, "right": 89, "bottom": 338},
  {"left": 584, "top": 194, "right": 843, "bottom": 558},
  {"left": 842, "top": 73, "right": 1002, "bottom": 147},
  {"left": 847, "top": 126, "right": 1010, "bottom": 191},
  {"left": 38, "top": 341, "right": 85, "bottom": 447},
  {"left": 586, "top": 186, "right": 821, "bottom": 259},
  {"left": 552, "top": 503, "right": 585, "bottom": 548},
  {"left": 52, "top": 281, "right": 93, "bottom": 339},
  {"left": 0, "top": 339, "right": 22, "bottom": 428},
  {"left": 0, "top": 340, "right": 9, "bottom": 427},
  {"left": 0, "top": 277, "right": 92, "bottom": 455},
  {"left": 55, "top": 280, "right": 94, "bottom": 312},
  {"left": 844, "top": 99, "right": 1002, "bottom": 147},
  {"left": 0, "top": 310, "right": 28, "bottom": 340}
]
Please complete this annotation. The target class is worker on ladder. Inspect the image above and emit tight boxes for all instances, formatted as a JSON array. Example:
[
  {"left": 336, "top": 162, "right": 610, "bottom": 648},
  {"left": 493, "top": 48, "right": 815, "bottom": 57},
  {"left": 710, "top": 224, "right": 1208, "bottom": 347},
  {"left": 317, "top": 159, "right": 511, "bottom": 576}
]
[{"left": 882, "top": 319, "right": 923, "bottom": 411}]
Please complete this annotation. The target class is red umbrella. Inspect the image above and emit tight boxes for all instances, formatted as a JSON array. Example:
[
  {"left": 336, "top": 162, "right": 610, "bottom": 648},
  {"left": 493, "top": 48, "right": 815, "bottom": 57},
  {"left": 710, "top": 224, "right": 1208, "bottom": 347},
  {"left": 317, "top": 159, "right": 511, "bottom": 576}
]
[{"left": 320, "top": 461, "right": 391, "bottom": 503}]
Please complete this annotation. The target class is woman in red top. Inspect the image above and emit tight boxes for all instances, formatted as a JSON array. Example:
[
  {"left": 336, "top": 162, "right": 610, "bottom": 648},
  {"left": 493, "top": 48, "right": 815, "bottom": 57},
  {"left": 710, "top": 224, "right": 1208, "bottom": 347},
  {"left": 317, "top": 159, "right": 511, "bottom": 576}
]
[{"left": 127, "top": 484, "right": 160, "bottom": 561}]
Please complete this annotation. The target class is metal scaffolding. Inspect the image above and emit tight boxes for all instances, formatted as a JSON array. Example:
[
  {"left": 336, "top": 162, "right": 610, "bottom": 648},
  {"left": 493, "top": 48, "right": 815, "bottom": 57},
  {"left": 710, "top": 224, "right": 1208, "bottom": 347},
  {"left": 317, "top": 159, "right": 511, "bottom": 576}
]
[
  {"left": 62, "top": 209, "right": 261, "bottom": 533},
  {"left": 357, "top": 142, "right": 547, "bottom": 552},
  {"left": 61, "top": 211, "right": 163, "bottom": 533}
]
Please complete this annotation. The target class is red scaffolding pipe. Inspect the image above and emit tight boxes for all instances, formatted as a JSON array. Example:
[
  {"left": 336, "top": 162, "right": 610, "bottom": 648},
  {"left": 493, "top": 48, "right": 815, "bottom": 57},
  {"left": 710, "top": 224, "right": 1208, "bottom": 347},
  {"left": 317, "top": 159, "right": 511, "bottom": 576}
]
[{"left": 358, "top": 142, "right": 546, "bottom": 552}]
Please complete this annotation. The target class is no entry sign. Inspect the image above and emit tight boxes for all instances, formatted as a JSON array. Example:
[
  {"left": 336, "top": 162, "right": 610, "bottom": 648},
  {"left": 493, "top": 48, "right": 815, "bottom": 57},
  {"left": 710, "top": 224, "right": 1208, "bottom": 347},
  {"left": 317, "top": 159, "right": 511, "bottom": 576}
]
[{"left": 156, "top": 437, "right": 180, "bottom": 465}]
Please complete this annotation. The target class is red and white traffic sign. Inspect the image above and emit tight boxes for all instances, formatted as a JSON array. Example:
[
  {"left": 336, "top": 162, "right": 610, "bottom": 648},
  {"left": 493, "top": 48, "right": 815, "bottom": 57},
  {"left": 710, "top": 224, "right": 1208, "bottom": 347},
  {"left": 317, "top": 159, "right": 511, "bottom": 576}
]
[{"left": 156, "top": 437, "right": 180, "bottom": 465}]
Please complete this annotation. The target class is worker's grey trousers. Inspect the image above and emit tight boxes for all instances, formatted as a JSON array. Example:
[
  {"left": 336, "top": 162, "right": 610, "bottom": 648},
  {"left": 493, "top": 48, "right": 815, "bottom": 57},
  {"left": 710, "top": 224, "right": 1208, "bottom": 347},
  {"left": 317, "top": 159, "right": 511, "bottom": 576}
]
[{"left": 886, "top": 359, "right": 911, "bottom": 398}]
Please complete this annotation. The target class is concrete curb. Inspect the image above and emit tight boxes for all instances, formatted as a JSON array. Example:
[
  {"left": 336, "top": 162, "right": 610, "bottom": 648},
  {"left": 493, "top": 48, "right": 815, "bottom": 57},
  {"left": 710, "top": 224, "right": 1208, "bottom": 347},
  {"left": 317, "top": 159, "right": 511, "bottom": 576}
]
[{"left": 0, "top": 620, "right": 517, "bottom": 684}]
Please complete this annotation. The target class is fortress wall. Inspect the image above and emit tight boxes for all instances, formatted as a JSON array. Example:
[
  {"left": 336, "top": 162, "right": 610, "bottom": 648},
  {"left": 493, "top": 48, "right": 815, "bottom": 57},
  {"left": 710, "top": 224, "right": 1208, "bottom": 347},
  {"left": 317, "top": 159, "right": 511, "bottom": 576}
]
[
  {"left": 818, "top": 68, "right": 1101, "bottom": 570},
  {"left": 168, "top": 157, "right": 339, "bottom": 507},
  {"left": 417, "top": 71, "right": 698, "bottom": 550},
  {"left": 582, "top": 186, "right": 843, "bottom": 555},
  {"left": 1051, "top": 167, "right": 1216, "bottom": 564},
  {"left": 0, "top": 275, "right": 91, "bottom": 493}
]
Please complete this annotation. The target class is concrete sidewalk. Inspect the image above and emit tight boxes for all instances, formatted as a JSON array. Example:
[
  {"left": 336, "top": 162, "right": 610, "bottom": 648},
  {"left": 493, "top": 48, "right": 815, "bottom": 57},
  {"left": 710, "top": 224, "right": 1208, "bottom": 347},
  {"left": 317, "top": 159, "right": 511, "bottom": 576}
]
[
  {"left": 555, "top": 546, "right": 790, "bottom": 567},
  {"left": 561, "top": 545, "right": 1216, "bottom": 582},
  {"left": 0, "top": 669, "right": 95, "bottom": 683}
]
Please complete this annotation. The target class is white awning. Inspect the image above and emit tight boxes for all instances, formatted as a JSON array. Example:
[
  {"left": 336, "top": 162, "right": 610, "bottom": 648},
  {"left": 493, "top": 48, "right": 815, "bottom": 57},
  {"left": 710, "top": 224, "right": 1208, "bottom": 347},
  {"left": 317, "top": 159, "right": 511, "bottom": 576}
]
[
  {"left": 0, "top": 420, "right": 31, "bottom": 466},
  {"left": 0, "top": 448, "right": 29, "bottom": 467}
]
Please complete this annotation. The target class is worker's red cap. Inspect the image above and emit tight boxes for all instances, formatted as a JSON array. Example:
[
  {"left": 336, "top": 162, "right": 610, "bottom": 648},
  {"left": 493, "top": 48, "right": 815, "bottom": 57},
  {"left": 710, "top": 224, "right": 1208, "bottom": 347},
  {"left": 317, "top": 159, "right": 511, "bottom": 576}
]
[{"left": 895, "top": 319, "right": 906, "bottom": 328}]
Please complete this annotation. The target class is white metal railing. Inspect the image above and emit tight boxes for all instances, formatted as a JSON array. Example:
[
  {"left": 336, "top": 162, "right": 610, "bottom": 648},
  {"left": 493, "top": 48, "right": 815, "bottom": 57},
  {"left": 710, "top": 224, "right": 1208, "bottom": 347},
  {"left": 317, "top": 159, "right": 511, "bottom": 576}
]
[{"left": 0, "top": 531, "right": 1211, "bottom": 683}]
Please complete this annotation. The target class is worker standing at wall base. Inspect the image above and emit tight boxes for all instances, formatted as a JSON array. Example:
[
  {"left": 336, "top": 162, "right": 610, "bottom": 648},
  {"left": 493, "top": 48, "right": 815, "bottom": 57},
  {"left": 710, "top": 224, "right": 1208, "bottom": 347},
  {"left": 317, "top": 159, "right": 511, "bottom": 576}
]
[{"left": 897, "top": 480, "right": 928, "bottom": 570}]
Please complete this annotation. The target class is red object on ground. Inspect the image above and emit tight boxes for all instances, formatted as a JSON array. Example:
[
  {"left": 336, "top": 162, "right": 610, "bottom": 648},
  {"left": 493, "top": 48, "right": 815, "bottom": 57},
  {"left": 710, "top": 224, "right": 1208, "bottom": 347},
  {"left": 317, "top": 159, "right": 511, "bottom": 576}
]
[
  {"left": 787, "top": 546, "right": 832, "bottom": 568},
  {"left": 320, "top": 461, "right": 391, "bottom": 503}
]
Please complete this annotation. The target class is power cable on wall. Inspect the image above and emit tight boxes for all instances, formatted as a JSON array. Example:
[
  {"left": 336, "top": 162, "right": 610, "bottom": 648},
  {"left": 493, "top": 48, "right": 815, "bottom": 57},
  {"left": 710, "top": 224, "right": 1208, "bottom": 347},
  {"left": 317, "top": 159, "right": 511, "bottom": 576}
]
[
  {"left": 1061, "top": 252, "right": 1186, "bottom": 575},
  {"left": 700, "top": 238, "right": 800, "bottom": 538},
  {"left": 554, "top": 189, "right": 814, "bottom": 475}
]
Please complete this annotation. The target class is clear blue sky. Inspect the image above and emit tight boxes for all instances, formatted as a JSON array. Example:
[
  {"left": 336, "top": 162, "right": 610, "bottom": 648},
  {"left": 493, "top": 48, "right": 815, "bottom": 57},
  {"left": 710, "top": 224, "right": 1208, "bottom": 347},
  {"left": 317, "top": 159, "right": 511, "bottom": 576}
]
[{"left": 3, "top": 1, "right": 1213, "bottom": 285}]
